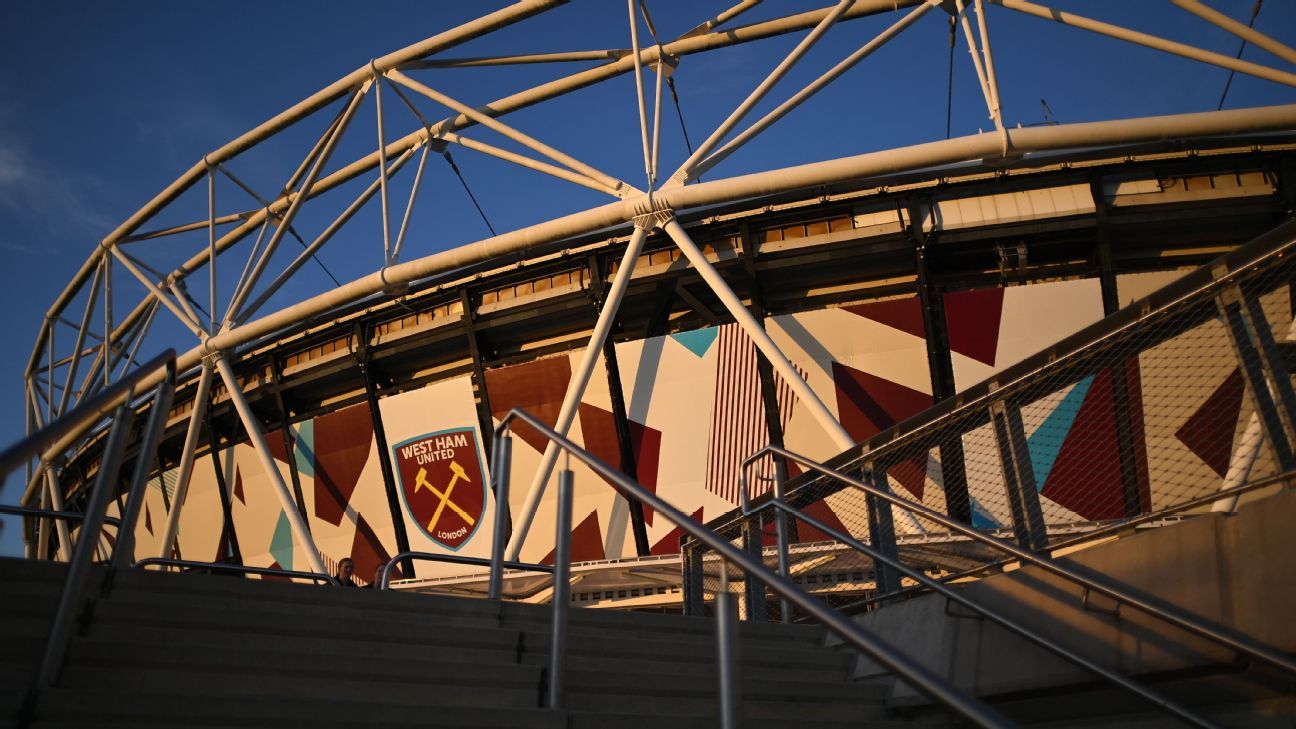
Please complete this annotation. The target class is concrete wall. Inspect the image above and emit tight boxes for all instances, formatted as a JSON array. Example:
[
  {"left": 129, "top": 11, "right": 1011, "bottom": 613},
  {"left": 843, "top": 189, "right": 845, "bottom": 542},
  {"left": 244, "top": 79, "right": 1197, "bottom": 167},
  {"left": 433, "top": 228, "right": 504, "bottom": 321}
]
[{"left": 843, "top": 487, "right": 1296, "bottom": 702}]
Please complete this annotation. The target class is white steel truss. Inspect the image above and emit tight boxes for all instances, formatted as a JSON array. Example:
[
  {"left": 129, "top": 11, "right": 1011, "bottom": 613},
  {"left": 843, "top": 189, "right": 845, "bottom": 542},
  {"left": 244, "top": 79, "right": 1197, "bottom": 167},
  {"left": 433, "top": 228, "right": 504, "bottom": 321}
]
[{"left": 13, "top": 0, "right": 1296, "bottom": 566}]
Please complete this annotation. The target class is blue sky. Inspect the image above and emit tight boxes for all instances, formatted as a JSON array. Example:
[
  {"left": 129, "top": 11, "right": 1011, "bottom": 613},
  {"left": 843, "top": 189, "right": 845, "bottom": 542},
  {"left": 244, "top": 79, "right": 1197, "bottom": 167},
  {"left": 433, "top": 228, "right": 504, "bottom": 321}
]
[{"left": 1, "top": 0, "right": 1293, "bottom": 557}]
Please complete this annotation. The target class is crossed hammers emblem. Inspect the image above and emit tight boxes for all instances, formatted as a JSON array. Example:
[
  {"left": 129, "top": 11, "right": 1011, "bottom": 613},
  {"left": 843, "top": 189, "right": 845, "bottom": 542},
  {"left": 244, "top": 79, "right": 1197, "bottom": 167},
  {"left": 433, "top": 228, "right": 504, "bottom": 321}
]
[{"left": 415, "top": 461, "right": 476, "bottom": 533}]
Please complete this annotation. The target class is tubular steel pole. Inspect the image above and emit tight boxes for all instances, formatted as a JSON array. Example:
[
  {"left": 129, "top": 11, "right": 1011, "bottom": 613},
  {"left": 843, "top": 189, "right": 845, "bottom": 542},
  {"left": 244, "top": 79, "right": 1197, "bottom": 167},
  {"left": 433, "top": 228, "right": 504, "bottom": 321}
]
[
  {"left": 548, "top": 467, "right": 574, "bottom": 710},
  {"left": 506, "top": 224, "right": 651, "bottom": 560},
  {"left": 1170, "top": 0, "right": 1296, "bottom": 66},
  {"left": 716, "top": 567, "right": 741, "bottom": 729},
  {"left": 662, "top": 217, "right": 854, "bottom": 451},
  {"left": 214, "top": 355, "right": 328, "bottom": 576},
  {"left": 37, "top": 405, "right": 134, "bottom": 689},
  {"left": 110, "top": 377, "right": 176, "bottom": 572},
  {"left": 159, "top": 360, "right": 213, "bottom": 559},
  {"left": 488, "top": 434, "right": 513, "bottom": 600}
]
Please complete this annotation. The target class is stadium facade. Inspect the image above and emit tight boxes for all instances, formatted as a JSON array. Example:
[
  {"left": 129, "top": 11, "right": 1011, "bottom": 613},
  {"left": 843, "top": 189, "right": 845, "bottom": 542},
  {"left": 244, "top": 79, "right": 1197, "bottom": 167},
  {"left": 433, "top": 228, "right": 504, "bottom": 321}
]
[{"left": 12, "top": 1, "right": 1296, "bottom": 612}]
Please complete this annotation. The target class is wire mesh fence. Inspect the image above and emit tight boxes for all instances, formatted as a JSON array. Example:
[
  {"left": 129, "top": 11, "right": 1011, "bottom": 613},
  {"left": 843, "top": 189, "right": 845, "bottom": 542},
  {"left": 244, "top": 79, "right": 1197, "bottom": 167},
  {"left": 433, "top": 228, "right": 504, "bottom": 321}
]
[{"left": 684, "top": 218, "right": 1296, "bottom": 621}]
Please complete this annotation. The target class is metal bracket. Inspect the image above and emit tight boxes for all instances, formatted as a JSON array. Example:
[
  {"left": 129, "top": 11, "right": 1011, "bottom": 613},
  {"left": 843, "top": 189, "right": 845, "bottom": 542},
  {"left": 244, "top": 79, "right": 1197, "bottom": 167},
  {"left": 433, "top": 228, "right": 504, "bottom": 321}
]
[{"left": 1081, "top": 586, "right": 1122, "bottom": 617}]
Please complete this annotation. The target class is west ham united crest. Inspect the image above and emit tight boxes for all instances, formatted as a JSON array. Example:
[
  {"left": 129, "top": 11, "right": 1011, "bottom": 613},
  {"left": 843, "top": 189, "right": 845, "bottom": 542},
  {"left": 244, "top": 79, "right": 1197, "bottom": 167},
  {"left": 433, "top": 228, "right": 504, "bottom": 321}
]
[{"left": 393, "top": 428, "right": 487, "bottom": 550}]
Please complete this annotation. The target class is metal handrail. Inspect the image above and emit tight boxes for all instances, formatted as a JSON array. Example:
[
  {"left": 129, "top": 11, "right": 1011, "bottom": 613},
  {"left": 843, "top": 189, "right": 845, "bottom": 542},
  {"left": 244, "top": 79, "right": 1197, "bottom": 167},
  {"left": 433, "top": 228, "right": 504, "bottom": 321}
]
[
  {"left": 739, "top": 444, "right": 1296, "bottom": 678},
  {"left": 492, "top": 408, "right": 1012, "bottom": 729},
  {"left": 831, "top": 468, "right": 1296, "bottom": 615},
  {"left": 0, "top": 504, "right": 122, "bottom": 528},
  {"left": 31, "top": 351, "right": 176, "bottom": 695},
  {"left": 133, "top": 557, "right": 334, "bottom": 585},
  {"left": 0, "top": 348, "right": 177, "bottom": 485},
  {"left": 377, "top": 550, "right": 553, "bottom": 591},
  {"left": 742, "top": 474, "right": 1221, "bottom": 729}
]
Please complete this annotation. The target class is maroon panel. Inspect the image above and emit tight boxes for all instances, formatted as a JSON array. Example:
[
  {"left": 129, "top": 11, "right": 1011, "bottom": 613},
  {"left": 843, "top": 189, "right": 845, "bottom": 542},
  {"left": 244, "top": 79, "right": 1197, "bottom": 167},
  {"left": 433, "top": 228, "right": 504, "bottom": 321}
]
[
  {"left": 943, "top": 288, "right": 1004, "bottom": 367},
  {"left": 542, "top": 510, "right": 606, "bottom": 564},
  {"left": 631, "top": 419, "right": 662, "bottom": 526},
  {"left": 1124, "top": 358, "right": 1153, "bottom": 512},
  {"left": 1175, "top": 368, "right": 1245, "bottom": 479},
  {"left": 650, "top": 507, "right": 704, "bottom": 556},
  {"left": 312, "top": 402, "right": 374, "bottom": 527},
  {"left": 349, "top": 513, "right": 399, "bottom": 584},
  {"left": 486, "top": 356, "right": 572, "bottom": 454},
  {"left": 844, "top": 296, "right": 925, "bottom": 340},
  {"left": 577, "top": 403, "right": 663, "bottom": 526},
  {"left": 1040, "top": 370, "right": 1126, "bottom": 520},
  {"left": 794, "top": 500, "right": 850, "bottom": 544},
  {"left": 262, "top": 560, "right": 294, "bottom": 583},
  {"left": 831, "top": 362, "right": 932, "bottom": 499},
  {"left": 266, "top": 428, "right": 289, "bottom": 465}
]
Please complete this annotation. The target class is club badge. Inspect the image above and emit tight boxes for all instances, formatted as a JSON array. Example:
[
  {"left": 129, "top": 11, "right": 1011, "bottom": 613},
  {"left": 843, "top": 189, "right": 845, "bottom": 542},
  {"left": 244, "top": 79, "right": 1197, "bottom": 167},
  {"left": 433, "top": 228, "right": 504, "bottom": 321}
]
[{"left": 393, "top": 428, "right": 487, "bottom": 550}]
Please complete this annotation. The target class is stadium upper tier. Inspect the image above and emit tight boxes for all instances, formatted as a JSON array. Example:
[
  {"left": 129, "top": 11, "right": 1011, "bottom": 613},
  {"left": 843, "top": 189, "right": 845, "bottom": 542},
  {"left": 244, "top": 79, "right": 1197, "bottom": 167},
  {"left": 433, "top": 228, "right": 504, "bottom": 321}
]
[{"left": 39, "top": 138, "right": 1296, "bottom": 580}]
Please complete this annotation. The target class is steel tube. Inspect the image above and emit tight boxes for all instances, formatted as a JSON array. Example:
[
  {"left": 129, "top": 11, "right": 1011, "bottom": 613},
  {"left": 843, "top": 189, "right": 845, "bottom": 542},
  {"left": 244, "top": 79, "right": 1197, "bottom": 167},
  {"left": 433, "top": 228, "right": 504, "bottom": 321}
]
[
  {"left": 439, "top": 131, "right": 622, "bottom": 196},
  {"left": 548, "top": 468, "right": 574, "bottom": 710},
  {"left": 1170, "top": 0, "right": 1296, "bottom": 67},
  {"left": 782, "top": 501, "right": 1222, "bottom": 729},
  {"left": 716, "top": 567, "right": 741, "bottom": 729},
  {"left": 506, "top": 225, "right": 650, "bottom": 560},
  {"left": 224, "top": 84, "right": 369, "bottom": 327},
  {"left": 110, "top": 375, "right": 176, "bottom": 571},
  {"left": 214, "top": 354, "right": 328, "bottom": 576},
  {"left": 45, "top": 468, "right": 72, "bottom": 562},
  {"left": 672, "top": 0, "right": 853, "bottom": 183},
  {"left": 663, "top": 217, "right": 854, "bottom": 451},
  {"left": 411, "top": 49, "right": 631, "bottom": 68},
  {"left": 55, "top": 265, "right": 104, "bottom": 417},
  {"left": 973, "top": 0, "right": 1005, "bottom": 131},
  {"left": 498, "top": 408, "right": 1011, "bottom": 728},
  {"left": 697, "top": 0, "right": 935, "bottom": 178},
  {"left": 488, "top": 434, "right": 513, "bottom": 600},
  {"left": 753, "top": 444, "right": 1296, "bottom": 677},
  {"left": 629, "top": 0, "right": 653, "bottom": 184},
  {"left": 54, "top": 104, "right": 1296, "bottom": 423},
  {"left": 391, "top": 143, "right": 429, "bottom": 262},
  {"left": 993, "top": 0, "right": 1296, "bottom": 88},
  {"left": 159, "top": 360, "right": 214, "bottom": 559},
  {"left": 37, "top": 405, "right": 134, "bottom": 689},
  {"left": 237, "top": 146, "right": 419, "bottom": 324},
  {"left": 387, "top": 70, "right": 630, "bottom": 196}
]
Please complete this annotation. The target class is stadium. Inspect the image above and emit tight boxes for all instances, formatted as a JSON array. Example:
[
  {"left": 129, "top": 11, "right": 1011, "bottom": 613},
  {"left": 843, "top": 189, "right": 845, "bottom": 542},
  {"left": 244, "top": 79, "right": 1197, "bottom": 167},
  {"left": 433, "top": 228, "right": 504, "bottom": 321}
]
[{"left": 3, "top": 1, "right": 1296, "bottom": 726}]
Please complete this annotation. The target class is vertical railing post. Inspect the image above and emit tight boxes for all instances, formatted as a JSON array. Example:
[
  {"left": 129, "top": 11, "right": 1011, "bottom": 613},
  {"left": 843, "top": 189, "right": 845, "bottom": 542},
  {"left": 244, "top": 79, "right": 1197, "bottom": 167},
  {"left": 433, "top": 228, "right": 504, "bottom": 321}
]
[
  {"left": 684, "top": 543, "right": 706, "bottom": 617},
  {"left": 1217, "top": 287, "right": 1296, "bottom": 470},
  {"left": 773, "top": 472, "right": 792, "bottom": 624},
  {"left": 989, "top": 399, "right": 1050, "bottom": 552},
  {"left": 865, "top": 466, "right": 902, "bottom": 596},
  {"left": 488, "top": 433, "right": 513, "bottom": 600},
  {"left": 741, "top": 515, "right": 767, "bottom": 622},
  {"left": 548, "top": 467, "right": 574, "bottom": 710},
  {"left": 36, "top": 405, "right": 134, "bottom": 689},
  {"left": 716, "top": 566, "right": 741, "bottom": 729}
]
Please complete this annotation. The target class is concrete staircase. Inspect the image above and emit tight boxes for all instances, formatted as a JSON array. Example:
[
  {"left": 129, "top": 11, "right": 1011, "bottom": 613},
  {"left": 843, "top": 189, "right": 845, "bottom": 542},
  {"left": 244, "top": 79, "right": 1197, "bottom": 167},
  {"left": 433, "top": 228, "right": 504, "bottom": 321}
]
[{"left": 0, "top": 557, "right": 922, "bottom": 729}]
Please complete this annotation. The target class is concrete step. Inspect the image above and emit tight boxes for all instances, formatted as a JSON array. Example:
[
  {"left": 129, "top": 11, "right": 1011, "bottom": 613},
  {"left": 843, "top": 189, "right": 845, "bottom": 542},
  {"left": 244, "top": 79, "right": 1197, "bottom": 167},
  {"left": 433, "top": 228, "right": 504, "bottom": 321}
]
[
  {"left": 518, "top": 650, "right": 851, "bottom": 682},
  {"left": 567, "top": 713, "right": 950, "bottom": 729},
  {"left": 33, "top": 690, "right": 566, "bottom": 728},
  {"left": 562, "top": 667, "right": 887, "bottom": 703},
  {"left": 563, "top": 691, "right": 887, "bottom": 721},
  {"left": 67, "top": 639, "right": 539, "bottom": 688},
  {"left": 86, "top": 620, "right": 525, "bottom": 658},
  {"left": 58, "top": 666, "right": 543, "bottom": 710}
]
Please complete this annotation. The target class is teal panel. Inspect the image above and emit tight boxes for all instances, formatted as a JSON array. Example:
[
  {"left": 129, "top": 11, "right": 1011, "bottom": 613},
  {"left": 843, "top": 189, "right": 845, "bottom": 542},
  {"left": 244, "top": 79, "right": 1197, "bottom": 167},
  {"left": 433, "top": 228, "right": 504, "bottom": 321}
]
[
  {"left": 269, "top": 510, "right": 293, "bottom": 571},
  {"left": 293, "top": 419, "right": 315, "bottom": 479},
  {"left": 671, "top": 327, "right": 719, "bottom": 358},
  {"left": 1026, "top": 375, "right": 1094, "bottom": 492}
]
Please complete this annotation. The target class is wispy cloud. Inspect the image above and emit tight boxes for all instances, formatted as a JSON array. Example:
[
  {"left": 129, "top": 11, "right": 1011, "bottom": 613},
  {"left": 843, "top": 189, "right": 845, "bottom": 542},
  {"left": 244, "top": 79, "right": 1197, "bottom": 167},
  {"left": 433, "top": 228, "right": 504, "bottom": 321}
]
[{"left": 0, "top": 91, "right": 117, "bottom": 251}]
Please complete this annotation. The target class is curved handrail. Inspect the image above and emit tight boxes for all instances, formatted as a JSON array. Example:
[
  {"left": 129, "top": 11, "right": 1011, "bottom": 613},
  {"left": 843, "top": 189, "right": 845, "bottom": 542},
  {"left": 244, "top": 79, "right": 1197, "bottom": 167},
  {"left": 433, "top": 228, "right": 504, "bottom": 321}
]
[
  {"left": 493, "top": 408, "right": 1011, "bottom": 729},
  {"left": 740, "top": 465, "right": 1222, "bottom": 729},
  {"left": 0, "top": 349, "right": 177, "bottom": 484},
  {"left": 739, "top": 444, "right": 1296, "bottom": 678},
  {"left": 133, "top": 557, "right": 333, "bottom": 585},
  {"left": 377, "top": 550, "right": 553, "bottom": 591}
]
